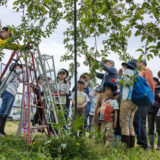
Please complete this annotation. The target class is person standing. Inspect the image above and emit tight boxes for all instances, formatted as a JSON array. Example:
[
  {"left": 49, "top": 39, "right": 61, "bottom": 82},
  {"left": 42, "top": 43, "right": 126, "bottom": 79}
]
[
  {"left": 88, "top": 89, "right": 98, "bottom": 132},
  {"left": 94, "top": 92, "right": 106, "bottom": 132},
  {"left": 71, "top": 80, "right": 90, "bottom": 130},
  {"left": 98, "top": 82, "right": 119, "bottom": 146},
  {"left": 33, "top": 76, "right": 44, "bottom": 126},
  {"left": 53, "top": 69, "right": 70, "bottom": 107},
  {"left": 118, "top": 60, "right": 138, "bottom": 148},
  {"left": 148, "top": 77, "right": 160, "bottom": 149},
  {"left": 96, "top": 59, "right": 118, "bottom": 92},
  {"left": 0, "top": 63, "right": 23, "bottom": 136},
  {"left": 80, "top": 73, "right": 94, "bottom": 129},
  {"left": 133, "top": 59, "right": 154, "bottom": 150}
]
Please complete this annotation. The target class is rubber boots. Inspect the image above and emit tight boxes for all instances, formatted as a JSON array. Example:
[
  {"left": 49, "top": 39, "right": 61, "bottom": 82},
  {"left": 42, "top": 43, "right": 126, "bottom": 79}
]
[
  {"left": 130, "top": 136, "right": 135, "bottom": 148},
  {"left": 0, "top": 116, "right": 3, "bottom": 136},
  {"left": 157, "top": 136, "right": 160, "bottom": 150},
  {"left": 0, "top": 116, "right": 7, "bottom": 136},
  {"left": 121, "top": 135, "right": 130, "bottom": 148},
  {"left": 149, "top": 135, "right": 154, "bottom": 149}
]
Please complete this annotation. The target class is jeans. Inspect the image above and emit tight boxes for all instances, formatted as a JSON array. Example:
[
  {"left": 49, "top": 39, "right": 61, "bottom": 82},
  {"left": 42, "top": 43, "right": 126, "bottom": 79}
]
[
  {"left": 85, "top": 102, "right": 91, "bottom": 126},
  {"left": 89, "top": 115, "right": 95, "bottom": 132},
  {"left": 133, "top": 106, "right": 150, "bottom": 149},
  {"left": 0, "top": 91, "right": 15, "bottom": 117}
]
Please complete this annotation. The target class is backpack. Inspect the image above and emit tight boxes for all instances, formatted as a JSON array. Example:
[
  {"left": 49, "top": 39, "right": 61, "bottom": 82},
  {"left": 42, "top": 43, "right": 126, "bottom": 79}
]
[{"left": 131, "top": 75, "right": 154, "bottom": 107}]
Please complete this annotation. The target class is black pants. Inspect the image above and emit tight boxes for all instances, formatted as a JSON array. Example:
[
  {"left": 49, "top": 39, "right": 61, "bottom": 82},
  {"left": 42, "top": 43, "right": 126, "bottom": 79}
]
[
  {"left": 156, "top": 116, "right": 160, "bottom": 136},
  {"left": 133, "top": 106, "right": 150, "bottom": 149},
  {"left": 148, "top": 107, "right": 159, "bottom": 135},
  {"left": 114, "top": 110, "right": 121, "bottom": 136},
  {"left": 33, "top": 108, "right": 43, "bottom": 125}
]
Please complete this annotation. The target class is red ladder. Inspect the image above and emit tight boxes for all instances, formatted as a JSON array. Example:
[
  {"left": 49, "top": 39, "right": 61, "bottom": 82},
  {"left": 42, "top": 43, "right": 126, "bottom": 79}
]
[{"left": 0, "top": 50, "right": 50, "bottom": 144}]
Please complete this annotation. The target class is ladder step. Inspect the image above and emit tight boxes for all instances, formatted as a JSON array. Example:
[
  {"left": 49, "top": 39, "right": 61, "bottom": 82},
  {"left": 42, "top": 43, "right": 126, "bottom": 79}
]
[
  {"left": 24, "top": 104, "right": 43, "bottom": 109},
  {"left": 31, "top": 105, "right": 43, "bottom": 109},
  {"left": 25, "top": 125, "right": 47, "bottom": 129},
  {"left": 23, "top": 84, "right": 39, "bottom": 90}
]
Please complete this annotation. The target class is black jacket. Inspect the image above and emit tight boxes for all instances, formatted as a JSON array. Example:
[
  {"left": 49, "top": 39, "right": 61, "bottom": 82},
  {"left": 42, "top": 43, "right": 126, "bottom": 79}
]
[{"left": 148, "top": 86, "right": 160, "bottom": 115}]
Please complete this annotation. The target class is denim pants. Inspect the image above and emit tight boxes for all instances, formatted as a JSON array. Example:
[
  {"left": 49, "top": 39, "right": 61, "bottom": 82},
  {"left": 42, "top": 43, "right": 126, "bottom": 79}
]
[
  {"left": 85, "top": 102, "right": 91, "bottom": 125},
  {"left": 0, "top": 91, "right": 15, "bottom": 117},
  {"left": 133, "top": 106, "right": 150, "bottom": 149}
]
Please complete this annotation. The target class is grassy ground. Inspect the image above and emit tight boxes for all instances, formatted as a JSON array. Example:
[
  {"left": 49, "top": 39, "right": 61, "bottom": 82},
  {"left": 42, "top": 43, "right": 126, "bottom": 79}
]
[{"left": 0, "top": 121, "right": 160, "bottom": 160}]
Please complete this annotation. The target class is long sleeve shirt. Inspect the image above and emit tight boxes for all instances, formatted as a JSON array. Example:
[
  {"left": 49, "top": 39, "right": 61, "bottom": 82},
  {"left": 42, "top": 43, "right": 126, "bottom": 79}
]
[{"left": 96, "top": 61, "right": 118, "bottom": 83}]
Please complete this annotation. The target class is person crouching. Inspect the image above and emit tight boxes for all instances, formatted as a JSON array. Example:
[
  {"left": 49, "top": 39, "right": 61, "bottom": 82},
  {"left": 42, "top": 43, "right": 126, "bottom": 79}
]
[{"left": 98, "top": 82, "right": 119, "bottom": 146}]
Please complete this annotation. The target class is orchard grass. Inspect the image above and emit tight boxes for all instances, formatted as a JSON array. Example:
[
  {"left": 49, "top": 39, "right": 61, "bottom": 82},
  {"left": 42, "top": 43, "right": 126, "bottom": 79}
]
[{"left": 0, "top": 121, "right": 160, "bottom": 160}]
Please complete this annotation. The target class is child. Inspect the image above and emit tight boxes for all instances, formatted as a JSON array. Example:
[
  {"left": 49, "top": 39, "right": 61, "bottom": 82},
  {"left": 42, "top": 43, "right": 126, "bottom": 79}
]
[
  {"left": 88, "top": 89, "right": 98, "bottom": 132},
  {"left": 98, "top": 82, "right": 119, "bottom": 146},
  {"left": 22, "top": 83, "right": 37, "bottom": 132},
  {"left": 33, "top": 76, "right": 44, "bottom": 126},
  {"left": 72, "top": 80, "right": 90, "bottom": 126},
  {"left": 148, "top": 77, "right": 160, "bottom": 149},
  {"left": 118, "top": 60, "right": 138, "bottom": 148}
]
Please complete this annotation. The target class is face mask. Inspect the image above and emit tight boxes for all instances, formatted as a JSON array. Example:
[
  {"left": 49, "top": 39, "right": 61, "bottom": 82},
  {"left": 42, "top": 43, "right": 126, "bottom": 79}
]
[{"left": 15, "top": 69, "right": 22, "bottom": 74}]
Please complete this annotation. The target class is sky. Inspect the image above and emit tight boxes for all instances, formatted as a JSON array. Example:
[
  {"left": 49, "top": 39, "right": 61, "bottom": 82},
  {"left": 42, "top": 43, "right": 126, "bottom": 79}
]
[{"left": 0, "top": 0, "right": 160, "bottom": 81}]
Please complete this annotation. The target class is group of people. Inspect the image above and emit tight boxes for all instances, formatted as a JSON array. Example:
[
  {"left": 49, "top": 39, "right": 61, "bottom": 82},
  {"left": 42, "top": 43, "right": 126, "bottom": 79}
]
[
  {"left": 70, "top": 58, "right": 160, "bottom": 150},
  {"left": 0, "top": 26, "right": 160, "bottom": 151}
]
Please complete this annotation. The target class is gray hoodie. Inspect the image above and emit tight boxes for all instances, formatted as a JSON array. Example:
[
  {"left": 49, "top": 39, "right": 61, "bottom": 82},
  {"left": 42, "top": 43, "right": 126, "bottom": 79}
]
[{"left": 6, "top": 71, "right": 21, "bottom": 97}]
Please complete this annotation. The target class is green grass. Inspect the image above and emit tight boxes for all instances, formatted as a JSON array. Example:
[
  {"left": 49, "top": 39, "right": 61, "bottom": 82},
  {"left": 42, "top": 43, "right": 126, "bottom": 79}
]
[{"left": 0, "top": 121, "right": 160, "bottom": 160}]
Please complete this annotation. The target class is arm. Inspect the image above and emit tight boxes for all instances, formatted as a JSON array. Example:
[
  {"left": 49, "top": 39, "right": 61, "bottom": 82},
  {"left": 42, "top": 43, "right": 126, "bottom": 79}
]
[
  {"left": 100, "top": 61, "right": 116, "bottom": 74},
  {"left": 97, "top": 106, "right": 101, "bottom": 114},
  {"left": 78, "top": 102, "right": 88, "bottom": 110},
  {"left": 114, "top": 110, "right": 118, "bottom": 128},
  {"left": 6, "top": 72, "right": 16, "bottom": 84},
  {"left": 72, "top": 99, "right": 75, "bottom": 106},
  {"left": 96, "top": 72, "right": 104, "bottom": 79}
]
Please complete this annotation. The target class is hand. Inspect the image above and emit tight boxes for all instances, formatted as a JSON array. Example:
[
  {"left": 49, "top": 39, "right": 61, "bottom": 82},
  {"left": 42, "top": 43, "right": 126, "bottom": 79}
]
[
  {"left": 77, "top": 105, "right": 81, "bottom": 110},
  {"left": 97, "top": 108, "right": 101, "bottom": 114},
  {"left": 66, "top": 76, "right": 71, "bottom": 82}
]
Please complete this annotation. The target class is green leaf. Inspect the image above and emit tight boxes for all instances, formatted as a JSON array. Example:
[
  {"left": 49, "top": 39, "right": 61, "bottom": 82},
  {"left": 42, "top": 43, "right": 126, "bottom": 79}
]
[
  {"left": 138, "top": 55, "right": 143, "bottom": 62},
  {"left": 136, "top": 48, "right": 143, "bottom": 53},
  {"left": 42, "top": 6, "right": 47, "bottom": 14},
  {"left": 28, "top": 3, "right": 33, "bottom": 12},
  {"left": 147, "top": 54, "right": 153, "bottom": 60},
  {"left": 90, "top": 27, "right": 95, "bottom": 34},
  {"left": 135, "top": 30, "right": 140, "bottom": 37},
  {"left": 128, "top": 30, "right": 132, "bottom": 38}
]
